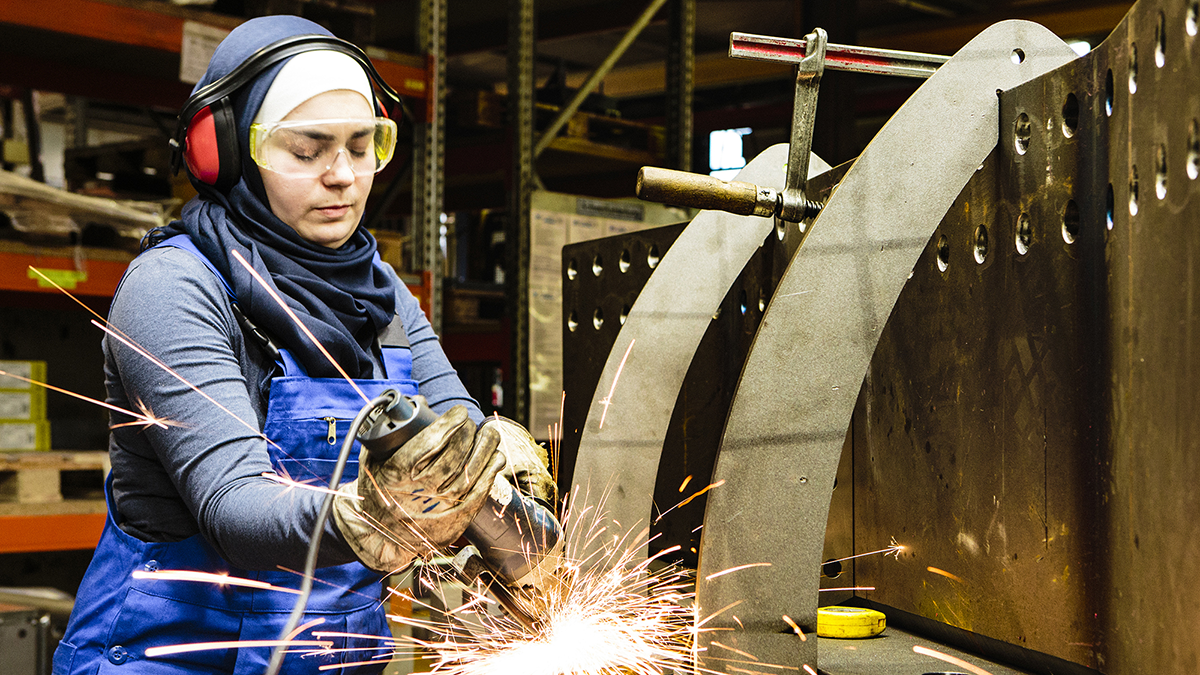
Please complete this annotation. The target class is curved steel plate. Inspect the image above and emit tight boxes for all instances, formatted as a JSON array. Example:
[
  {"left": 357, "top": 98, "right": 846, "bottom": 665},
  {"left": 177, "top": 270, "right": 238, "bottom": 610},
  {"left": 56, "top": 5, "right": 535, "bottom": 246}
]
[
  {"left": 695, "top": 20, "right": 1077, "bottom": 673},
  {"left": 567, "top": 147, "right": 830, "bottom": 557}
]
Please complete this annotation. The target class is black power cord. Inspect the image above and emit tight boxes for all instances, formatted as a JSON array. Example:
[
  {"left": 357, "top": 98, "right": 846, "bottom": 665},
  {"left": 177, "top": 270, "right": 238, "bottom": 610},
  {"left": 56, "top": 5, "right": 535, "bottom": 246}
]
[{"left": 263, "top": 391, "right": 395, "bottom": 675}]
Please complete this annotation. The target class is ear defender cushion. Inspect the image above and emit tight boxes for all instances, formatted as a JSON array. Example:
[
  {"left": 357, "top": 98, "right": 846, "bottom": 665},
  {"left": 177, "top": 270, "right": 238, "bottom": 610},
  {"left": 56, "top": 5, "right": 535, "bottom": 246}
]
[{"left": 183, "top": 98, "right": 240, "bottom": 190}]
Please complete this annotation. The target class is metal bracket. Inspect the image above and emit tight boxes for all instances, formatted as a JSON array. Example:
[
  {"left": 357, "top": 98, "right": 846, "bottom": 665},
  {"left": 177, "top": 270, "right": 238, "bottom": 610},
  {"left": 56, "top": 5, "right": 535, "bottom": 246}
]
[{"left": 779, "top": 27, "right": 826, "bottom": 224}]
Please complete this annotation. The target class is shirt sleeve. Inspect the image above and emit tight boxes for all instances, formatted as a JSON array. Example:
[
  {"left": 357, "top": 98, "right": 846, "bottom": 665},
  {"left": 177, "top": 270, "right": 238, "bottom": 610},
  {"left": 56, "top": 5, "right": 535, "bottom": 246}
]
[
  {"left": 385, "top": 265, "right": 486, "bottom": 425},
  {"left": 106, "top": 247, "right": 357, "bottom": 570}
]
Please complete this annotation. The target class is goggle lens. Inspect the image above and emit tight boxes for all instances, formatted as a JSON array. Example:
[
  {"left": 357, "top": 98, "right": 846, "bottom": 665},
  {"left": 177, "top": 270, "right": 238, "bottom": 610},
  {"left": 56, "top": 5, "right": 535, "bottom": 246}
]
[{"left": 250, "top": 117, "right": 397, "bottom": 178}]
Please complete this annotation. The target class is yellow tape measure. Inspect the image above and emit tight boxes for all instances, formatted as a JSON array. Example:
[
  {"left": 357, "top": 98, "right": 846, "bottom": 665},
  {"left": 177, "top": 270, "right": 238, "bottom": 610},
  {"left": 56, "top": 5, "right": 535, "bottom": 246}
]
[{"left": 816, "top": 606, "right": 887, "bottom": 638}]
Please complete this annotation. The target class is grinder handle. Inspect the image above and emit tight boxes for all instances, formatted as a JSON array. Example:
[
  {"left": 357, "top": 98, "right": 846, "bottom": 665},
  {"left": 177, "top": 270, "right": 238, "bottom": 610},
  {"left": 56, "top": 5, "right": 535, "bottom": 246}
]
[{"left": 355, "top": 391, "right": 441, "bottom": 464}]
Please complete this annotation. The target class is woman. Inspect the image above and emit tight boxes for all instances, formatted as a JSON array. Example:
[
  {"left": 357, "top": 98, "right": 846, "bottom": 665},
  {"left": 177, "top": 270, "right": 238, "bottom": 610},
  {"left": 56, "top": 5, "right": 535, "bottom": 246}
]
[{"left": 53, "top": 15, "right": 552, "bottom": 675}]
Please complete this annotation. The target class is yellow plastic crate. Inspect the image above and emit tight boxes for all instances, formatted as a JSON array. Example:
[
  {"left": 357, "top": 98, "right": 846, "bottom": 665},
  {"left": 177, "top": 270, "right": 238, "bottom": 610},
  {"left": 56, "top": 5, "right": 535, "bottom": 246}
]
[{"left": 0, "top": 389, "right": 47, "bottom": 421}]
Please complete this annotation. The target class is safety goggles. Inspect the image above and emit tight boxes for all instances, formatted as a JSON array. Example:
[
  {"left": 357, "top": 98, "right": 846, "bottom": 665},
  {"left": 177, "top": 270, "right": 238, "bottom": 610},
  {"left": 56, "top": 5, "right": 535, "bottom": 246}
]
[{"left": 249, "top": 117, "right": 397, "bottom": 178}]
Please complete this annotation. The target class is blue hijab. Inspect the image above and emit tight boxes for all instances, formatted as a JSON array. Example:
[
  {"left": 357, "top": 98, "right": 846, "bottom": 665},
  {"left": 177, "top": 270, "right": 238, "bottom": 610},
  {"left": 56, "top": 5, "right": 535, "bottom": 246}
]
[{"left": 158, "top": 15, "right": 396, "bottom": 380}]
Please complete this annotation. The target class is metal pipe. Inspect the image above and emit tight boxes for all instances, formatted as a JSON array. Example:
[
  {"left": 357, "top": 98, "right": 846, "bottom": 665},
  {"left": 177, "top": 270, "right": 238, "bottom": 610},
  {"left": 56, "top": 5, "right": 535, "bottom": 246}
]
[
  {"left": 730, "top": 32, "right": 949, "bottom": 79},
  {"left": 533, "top": 0, "right": 670, "bottom": 158}
]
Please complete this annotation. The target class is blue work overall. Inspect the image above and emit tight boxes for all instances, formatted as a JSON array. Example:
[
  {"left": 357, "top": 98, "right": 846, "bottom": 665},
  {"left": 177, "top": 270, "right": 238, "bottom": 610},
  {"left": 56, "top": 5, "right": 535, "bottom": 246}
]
[{"left": 54, "top": 235, "right": 417, "bottom": 674}]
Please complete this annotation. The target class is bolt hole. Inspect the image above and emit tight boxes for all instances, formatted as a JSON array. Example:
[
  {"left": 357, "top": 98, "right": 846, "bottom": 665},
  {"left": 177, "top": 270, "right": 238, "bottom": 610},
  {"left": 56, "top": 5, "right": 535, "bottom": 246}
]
[
  {"left": 973, "top": 225, "right": 989, "bottom": 264},
  {"left": 1155, "top": 11, "right": 1166, "bottom": 68},
  {"left": 1062, "top": 200, "right": 1080, "bottom": 244},
  {"left": 1129, "top": 42, "right": 1138, "bottom": 94},
  {"left": 936, "top": 234, "right": 950, "bottom": 273},
  {"left": 1106, "top": 183, "right": 1115, "bottom": 231},
  {"left": 619, "top": 304, "right": 631, "bottom": 325},
  {"left": 1187, "top": 119, "right": 1199, "bottom": 181},
  {"left": 566, "top": 259, "right": 578, "bottom": 281},
  {"left": 592, "top": 255, "right": 604, "bottom": 277},
  {"left": 647, "top": 245, "right": 661, "bottom": 269},
  {"left": 822, "top": 559, "right": 843, "bottom": 579},
  {"left": 1061, "top": 93, "right": 1079, "bottom": 138},
  {"left": 592, "top": 307, "right": 604, "bottom": 330},
  {"left": 739, "top": 289, "right": 748, "bottom": 315},
  {"left": 1129, "top": 165, "right": 1140, "bottom": 216},
  {"left": 1105, "top": 69, "right": 1114, "bottom": 117},
  {"left": 775, "top": 218, "right": 786, "bottom": 241},
  {"left": 1188, "top": 2, "right": 1198, "bottom": 37},
  {"left": 1015, "top": 213, "right": 1032, "bottom": 255},
  {"left": 1155, "top": 145, "right": 1168, "bottom": 200},
  {"left": 567, "top": 310, "right": 579, "bottom": 332},
  {"left": 758, "top": 288, "right": 767, "bottom": 312},
  {"left": 1011, "top": 48, "right": 1025, "bottom": 64},
  {"left": 1014, "top": 112, "right": 1032, "bottom": 155},
  {"left": 619, "top": 249, "right": 631, "bottom": 273}
]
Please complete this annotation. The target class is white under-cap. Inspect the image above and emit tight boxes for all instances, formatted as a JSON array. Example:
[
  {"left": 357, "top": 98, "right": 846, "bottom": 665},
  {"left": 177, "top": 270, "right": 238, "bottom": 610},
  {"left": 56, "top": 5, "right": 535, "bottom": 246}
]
[{"left": 254, "top": 49, "right": 375, "bottom": 125}]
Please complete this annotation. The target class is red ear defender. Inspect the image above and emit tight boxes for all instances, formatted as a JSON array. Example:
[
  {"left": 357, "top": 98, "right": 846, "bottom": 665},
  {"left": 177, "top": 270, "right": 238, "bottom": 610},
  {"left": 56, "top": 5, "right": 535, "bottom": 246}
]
[
  {"left": 183, "top": 107, "right": 221, "bottom": 185},
  {"left": 182, "top": 99, "right": 241, "bottom": 191}
]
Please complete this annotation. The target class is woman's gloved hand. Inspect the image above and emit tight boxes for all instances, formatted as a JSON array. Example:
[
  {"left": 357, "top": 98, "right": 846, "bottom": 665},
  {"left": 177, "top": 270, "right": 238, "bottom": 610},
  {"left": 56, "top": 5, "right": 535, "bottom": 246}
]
[
  {"left": 479, "top": 416, "right": 557, "bottom": 506},
  {"left": 333, "top": 402, "right": 505, "bottom": 573}
]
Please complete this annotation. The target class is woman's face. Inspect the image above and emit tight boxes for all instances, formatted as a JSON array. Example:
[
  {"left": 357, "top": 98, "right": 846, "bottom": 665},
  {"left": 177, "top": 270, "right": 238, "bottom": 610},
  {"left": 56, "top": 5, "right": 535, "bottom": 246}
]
[{"left": 259, "top": 90, "right": 375, "bottom": 249}]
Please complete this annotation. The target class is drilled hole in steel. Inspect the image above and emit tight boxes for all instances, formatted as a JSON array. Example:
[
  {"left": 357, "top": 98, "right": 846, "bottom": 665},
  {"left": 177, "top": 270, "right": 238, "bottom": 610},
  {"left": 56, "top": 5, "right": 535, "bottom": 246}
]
[
  {"left": 822, "top": 559, "right": 844, "bottom": 579},
  {"left": 619, "top": 304, "right": 630, "bottom": 325},
  {"left": 739, "top": 289, "right": 748, "bottom": 315},
  {"left": 1189, "top": 2, "right": 1199, "bottom": 37},
  {"left": 1014, "top": 112, "right": 1032, "bottom": 155},
  {"left": 1062, "top": 200, "right": 1080, "bottom": 244},
  {"left": 936, "top": 235, "right": 950, "bottom": 273},
  {"left": 1187, "top": 120, "right": 1199, "bottom": 180},
  {"left": 1105, "top": 69, "right": 1114, "bottom": 117},
  {"left": 1129, "top": 43, "right": 1139, "bottom": 94},
  {"left": 1129, "top": 165, "right": 1140, "bottom": 216},
  {"left": 973, "top": 225, "right": 989, "bottom": 264},
  {"left": 619, "top": 249, "right": 631, "bottom": 273},
  {"left": 566, "top": 258, "right": 578, "bottom": 281},
  {"left": 758, "top": 288, "right": 767, "bottom": 312},
  {"left": 592, "top": 307, "right": 604, "bottom": 330},
  {"left": 1062, "top": 93, "right": 1079, "bottom": 138},
  {"left": 647, "top": 245, "right": 661, "bottom": 269},
  {"left": 1016, "top": 213, "right": 1032, "bottom": 255},
  {"left": 1106, "top": 183, "right": 1115, "bottom": 231},
  {"left": 567, "top": 310, "right": 579, "bottom": 332},
  {"left": 1155, "top": 11, "right": 1166, "bottom": 68},
  {"left": 1011, "top": 48, "right": 1025, "bottom": 64},
  {"left": 1156, "top": 145, "right": 1168, "bottom": 200},
  {"left": 775, "top": 218, "right": 787, "bottom": 240},
  {"left": 592, "top": 254, "right": 604, "bottom": 277}
]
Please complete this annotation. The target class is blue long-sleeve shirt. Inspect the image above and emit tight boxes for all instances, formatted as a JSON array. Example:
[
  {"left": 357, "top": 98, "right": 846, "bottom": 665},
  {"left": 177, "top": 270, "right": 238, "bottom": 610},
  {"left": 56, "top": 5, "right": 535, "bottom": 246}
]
[{"left": 104, "top": 245, "right": 482, "bottom": 570}]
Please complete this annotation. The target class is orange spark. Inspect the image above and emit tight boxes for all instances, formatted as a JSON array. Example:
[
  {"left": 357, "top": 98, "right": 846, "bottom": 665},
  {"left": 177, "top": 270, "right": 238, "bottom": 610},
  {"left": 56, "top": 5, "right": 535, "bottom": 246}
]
[
  {"left": 705, "top": 562, "right": 772, "bottom": 581},
  {"left": 711, "top": 640, "right": 759, "bottom": 661},
  {"left": 287, "top": 618, "right": 326, "bottom": 641},
  {"left": 820, "top": 586, "right": 875, "bottom": 592},
  {"left": 781, "top": 615, "right": 806, "bottom": 641},
  {"left": 146, "top": 640, "right": 331, "bottom": 658},
  {"left": 230, "top": 250, "right": 369, "bottom": 404},
  {"left": 927, "top": 567, "right": 965, "bottom": 583},
  {"left": 803, "top": 665, "right": 818, "bottom": 675},
  {"left": 656, "top": 479, "right": 725, "bottom": 523},
  {"left": 261, "top": 472, "right": 362, "bottom": 499},
  {"left": 598, "top": 339, "right": 635, "bottom": 429},
  {"left": 678, "top": 475, "right": 693, "bottom": 492},
  {"left": 0, "top": 369, "right": 171, "bottom": 430},
  {"left": 912, "top": 645, "right": 996, "bottom": 675},
  {"left": 91, "top": 320, "right": 281, "bottom": 451},
  {"left": 131, "top": 570, "right": 302, "bottom": 595},
  {"left": 826, "top": 543, "right": 905, "bottom": 565}
]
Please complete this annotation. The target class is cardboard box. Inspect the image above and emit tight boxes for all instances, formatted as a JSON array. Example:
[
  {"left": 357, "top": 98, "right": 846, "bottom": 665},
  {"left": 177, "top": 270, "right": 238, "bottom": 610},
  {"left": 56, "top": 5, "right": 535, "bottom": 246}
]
[
  {"left": 0, "top": 390, "right": 46, "bottom": 421},
  {"left": 0, "top": 361, "right": 47, "bottom": 390},
  {"left": 0, "top": 421, "right": 51, "bottom": 451}
]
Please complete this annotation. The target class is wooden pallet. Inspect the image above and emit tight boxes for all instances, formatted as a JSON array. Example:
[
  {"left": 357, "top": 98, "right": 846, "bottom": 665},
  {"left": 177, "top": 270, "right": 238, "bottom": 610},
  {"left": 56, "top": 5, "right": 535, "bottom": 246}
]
[{"left": 0, "top": 451, "right": 109, "bottom": 505}]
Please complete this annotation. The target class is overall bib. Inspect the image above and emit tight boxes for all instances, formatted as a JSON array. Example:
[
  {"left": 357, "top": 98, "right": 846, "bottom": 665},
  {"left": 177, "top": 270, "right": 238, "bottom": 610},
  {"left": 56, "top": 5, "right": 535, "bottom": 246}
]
[{"left": 54, "top": 235, "right": 417, "bottom": 674}]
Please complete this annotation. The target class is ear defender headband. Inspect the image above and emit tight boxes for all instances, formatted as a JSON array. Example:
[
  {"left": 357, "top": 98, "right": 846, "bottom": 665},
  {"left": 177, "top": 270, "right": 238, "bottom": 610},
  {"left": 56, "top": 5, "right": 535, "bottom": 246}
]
[{"left": 171, "top": 33, "right": 403, "bottom": 192}]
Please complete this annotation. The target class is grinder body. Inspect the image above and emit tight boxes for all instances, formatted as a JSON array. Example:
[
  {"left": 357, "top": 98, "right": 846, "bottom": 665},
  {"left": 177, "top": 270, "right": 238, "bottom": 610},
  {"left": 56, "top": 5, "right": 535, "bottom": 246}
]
[{"left": 355, "top": 391, "right": 564, "bottom": 596}]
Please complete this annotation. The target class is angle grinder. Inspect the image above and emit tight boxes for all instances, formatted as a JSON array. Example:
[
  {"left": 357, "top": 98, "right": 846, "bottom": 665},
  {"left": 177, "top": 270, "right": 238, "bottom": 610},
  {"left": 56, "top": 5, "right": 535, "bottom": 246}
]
[{"left": 355, "top": 390, "right": 564, "bottom": 628}]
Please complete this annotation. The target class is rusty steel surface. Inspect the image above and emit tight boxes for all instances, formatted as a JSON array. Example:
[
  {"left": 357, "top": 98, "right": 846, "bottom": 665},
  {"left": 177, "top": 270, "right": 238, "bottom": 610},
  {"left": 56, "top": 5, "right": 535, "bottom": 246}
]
[
  {"left": 696, "top": 20, "right": 1077, "bottom": 675},
  {"left": 832, "top": 1, "right": 1200, "bottom": 672}
]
